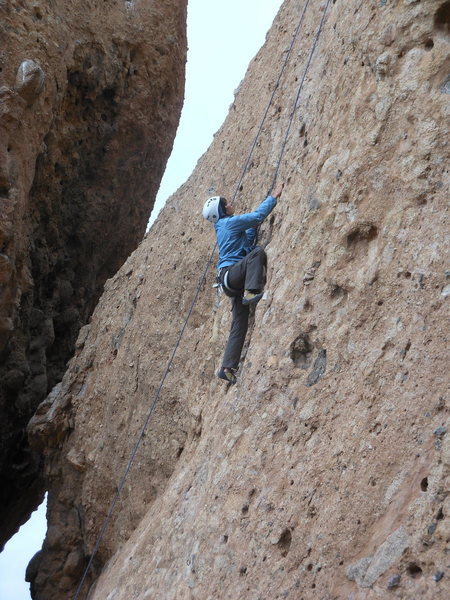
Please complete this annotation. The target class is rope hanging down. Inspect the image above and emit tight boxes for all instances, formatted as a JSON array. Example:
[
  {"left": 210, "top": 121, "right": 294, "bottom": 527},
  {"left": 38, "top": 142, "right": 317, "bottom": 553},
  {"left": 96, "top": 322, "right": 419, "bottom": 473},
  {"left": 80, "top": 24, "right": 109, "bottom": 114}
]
[
  {"left": 270, "top": 0, "right": 332, "bottom": 191},
  {"left": 230, "top": 0, "right": 311, "bottom": 206},
  {"left": 73, "top": 2, "right": 330, "bottom": 598}
]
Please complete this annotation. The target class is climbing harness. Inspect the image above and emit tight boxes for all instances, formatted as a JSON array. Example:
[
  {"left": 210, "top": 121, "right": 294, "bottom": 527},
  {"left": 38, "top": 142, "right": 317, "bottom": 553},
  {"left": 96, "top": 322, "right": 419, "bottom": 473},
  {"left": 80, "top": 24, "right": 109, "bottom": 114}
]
[
  {"left": 72, "top": 2, "right": 332, "bottom": 598},
  {"left": 216, "top": 268, "right": 242, "bottom": 298}
]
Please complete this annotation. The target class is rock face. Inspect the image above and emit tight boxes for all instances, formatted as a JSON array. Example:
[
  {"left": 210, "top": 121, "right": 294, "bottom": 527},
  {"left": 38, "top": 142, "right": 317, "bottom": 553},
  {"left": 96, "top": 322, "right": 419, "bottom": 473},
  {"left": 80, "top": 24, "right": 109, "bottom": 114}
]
[
  {"left": 28, "top": 0, "right": 449, "bottom": 599},
  {"left": 0, "top": 1, "right": 187, "bottom": 549}
]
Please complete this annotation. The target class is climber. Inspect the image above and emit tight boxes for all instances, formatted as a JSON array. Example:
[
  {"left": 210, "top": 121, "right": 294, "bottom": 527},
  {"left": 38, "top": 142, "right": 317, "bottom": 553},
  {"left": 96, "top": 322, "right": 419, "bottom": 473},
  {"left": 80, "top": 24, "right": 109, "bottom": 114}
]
[{"left": 202, "top": 182, "right": 284, "bottom": 384}]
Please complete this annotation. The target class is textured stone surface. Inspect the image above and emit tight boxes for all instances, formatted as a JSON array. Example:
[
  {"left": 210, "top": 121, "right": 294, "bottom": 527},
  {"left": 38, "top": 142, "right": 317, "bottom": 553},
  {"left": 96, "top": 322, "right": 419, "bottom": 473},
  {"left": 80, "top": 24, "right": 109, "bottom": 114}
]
[
  {"left": 29, "top": 0, "right": 449, "bottom": 598},
  {"left": 347, "top": 527, "right": 410, "bottom": 588},
  {"left": 0, "top": 0, "right": 187, "bottom": 549}
]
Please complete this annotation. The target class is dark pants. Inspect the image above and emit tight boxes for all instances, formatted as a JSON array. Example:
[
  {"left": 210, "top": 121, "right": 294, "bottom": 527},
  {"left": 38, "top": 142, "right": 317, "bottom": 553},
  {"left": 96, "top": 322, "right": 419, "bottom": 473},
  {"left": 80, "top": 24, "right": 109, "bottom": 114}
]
[{"left": 221, "top": 247, "right": 267, "bottom": 369}]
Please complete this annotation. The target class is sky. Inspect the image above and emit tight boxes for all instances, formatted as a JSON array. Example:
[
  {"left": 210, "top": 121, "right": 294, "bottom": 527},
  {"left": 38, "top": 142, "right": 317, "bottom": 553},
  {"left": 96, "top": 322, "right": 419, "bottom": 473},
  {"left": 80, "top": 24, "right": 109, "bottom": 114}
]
[
  {"left": 149, "top": 0, "right": 284, "bottom": 226},
  {"left": 0, "top": 1, "right": 283, "bottom": 598},
  {"left": 0, "top": 496, "right": 47, "bottom": 600}
]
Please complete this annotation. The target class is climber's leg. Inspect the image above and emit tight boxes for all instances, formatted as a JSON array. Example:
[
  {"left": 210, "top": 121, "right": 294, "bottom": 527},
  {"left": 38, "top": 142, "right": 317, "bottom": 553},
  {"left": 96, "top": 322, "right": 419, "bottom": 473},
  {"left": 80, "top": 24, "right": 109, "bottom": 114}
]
[
  {"left": 226, "top": 246, "right": 267, "bottom": 293},
  {"left": 243, "top": 246, "right": 267, "bottom": 292},
  {"left": 221, "top": 297, "right": 250, "bottom": 372}
]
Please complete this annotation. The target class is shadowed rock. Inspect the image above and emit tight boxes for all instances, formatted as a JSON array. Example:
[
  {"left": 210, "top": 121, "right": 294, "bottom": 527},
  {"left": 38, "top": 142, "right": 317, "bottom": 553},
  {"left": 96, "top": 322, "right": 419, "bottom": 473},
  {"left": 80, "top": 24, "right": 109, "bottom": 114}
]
[{"left": 0, "top": 0, "right": 187, "bottom": 550}]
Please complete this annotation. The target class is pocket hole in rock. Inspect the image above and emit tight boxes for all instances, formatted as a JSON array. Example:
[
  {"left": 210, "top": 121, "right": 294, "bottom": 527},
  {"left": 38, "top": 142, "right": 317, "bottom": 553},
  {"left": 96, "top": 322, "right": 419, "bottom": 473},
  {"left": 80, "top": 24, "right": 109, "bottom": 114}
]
[
  {"left": 407, "top": 562, "right": 423, "bottom": 578},
  {"left": 290, "top": 334, "right": 313, "bottom": 368},
  {"left": 434, "top": 1, "right": 450, "bottom": 35},
  {"left": 277, "top": 528, "right": 292, "bottom": 557},
  {"left": 346, "top": 223, "right": 378, "bottom": 246}
]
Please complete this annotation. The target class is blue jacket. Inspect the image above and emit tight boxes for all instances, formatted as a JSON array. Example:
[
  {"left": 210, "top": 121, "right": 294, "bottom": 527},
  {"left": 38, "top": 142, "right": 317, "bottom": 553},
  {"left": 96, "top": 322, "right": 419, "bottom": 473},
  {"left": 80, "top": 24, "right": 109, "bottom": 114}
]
[{"left": 215, "top": 195, "right": 277, "bottom": 269}]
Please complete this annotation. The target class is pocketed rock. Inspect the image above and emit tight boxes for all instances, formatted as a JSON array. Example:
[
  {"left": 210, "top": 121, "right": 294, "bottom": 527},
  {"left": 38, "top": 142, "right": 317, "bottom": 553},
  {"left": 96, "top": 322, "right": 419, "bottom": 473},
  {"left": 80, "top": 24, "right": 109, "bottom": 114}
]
[
  {"left": 27, "top": 0, "right": 450, "bottom": 599},
  {"left": 0, "top": 0, "right": 187, "bottom": 549}
]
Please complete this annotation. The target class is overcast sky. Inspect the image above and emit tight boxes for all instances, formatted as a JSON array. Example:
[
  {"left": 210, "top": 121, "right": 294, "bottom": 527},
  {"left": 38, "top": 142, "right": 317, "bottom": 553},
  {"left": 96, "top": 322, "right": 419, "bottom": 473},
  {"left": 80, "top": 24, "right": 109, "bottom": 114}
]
[
  {"left": 0, "top": 1, "right": 283, "bottom": 598},
  {"left": 149, "top": 0, "right": 284, "bottom": 226}
]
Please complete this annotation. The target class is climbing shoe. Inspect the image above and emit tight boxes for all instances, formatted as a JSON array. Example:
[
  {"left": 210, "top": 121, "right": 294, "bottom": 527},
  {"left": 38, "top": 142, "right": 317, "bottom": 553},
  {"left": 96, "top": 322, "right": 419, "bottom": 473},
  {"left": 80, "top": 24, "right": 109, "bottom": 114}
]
[
  {"left": 242, "top": 290, "right": 264, "bottom": 305},
  {"left": 218, "top": 367, "right": 237, "bottom": 385}
]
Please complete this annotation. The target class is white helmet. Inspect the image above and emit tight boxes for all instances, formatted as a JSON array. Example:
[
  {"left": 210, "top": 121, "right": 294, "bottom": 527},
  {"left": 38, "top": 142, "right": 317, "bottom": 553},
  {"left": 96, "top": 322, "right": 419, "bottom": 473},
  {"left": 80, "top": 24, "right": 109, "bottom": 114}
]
[{"left": 203, "top": 196, "right": 225, "bottom": 223}]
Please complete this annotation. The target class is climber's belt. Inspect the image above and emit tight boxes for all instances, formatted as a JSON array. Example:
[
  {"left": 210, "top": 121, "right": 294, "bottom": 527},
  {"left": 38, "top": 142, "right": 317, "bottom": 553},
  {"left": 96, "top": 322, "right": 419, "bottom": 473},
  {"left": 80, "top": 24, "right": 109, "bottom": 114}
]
[{"left": 217, "top": 267, "right": 242, "bottom": 298}]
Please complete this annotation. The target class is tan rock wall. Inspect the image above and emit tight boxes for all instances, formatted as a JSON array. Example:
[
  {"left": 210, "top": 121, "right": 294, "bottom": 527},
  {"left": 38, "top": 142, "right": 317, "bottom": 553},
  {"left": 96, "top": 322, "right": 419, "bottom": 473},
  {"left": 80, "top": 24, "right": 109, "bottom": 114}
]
[
  {"left": 0, "top": 0, "right": 187, "bottom": 548},
  {"left": 29, "top": 0, "right": 449, "bottom": 598}
]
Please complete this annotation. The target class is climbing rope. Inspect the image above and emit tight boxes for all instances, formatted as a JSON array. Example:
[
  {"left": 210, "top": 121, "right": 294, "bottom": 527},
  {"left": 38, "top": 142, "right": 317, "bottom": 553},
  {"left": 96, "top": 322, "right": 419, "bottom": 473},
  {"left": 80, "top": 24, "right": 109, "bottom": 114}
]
[
  {"left": 269, "top": 0, "right": 332, "bottom": 191},
  {"left": 230, "top": 0, "right": 311, "bottom": 206},
  {"left": 72, "top": 2, "right": 331, "bottom": 597}
]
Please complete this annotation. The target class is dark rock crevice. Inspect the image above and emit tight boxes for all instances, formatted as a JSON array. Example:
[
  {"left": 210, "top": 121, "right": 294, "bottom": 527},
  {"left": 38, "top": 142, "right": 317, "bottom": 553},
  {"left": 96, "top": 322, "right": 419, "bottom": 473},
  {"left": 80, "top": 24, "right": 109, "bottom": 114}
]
[{"left": 0, "top": 0, "right": 188, "bottom": 550}]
